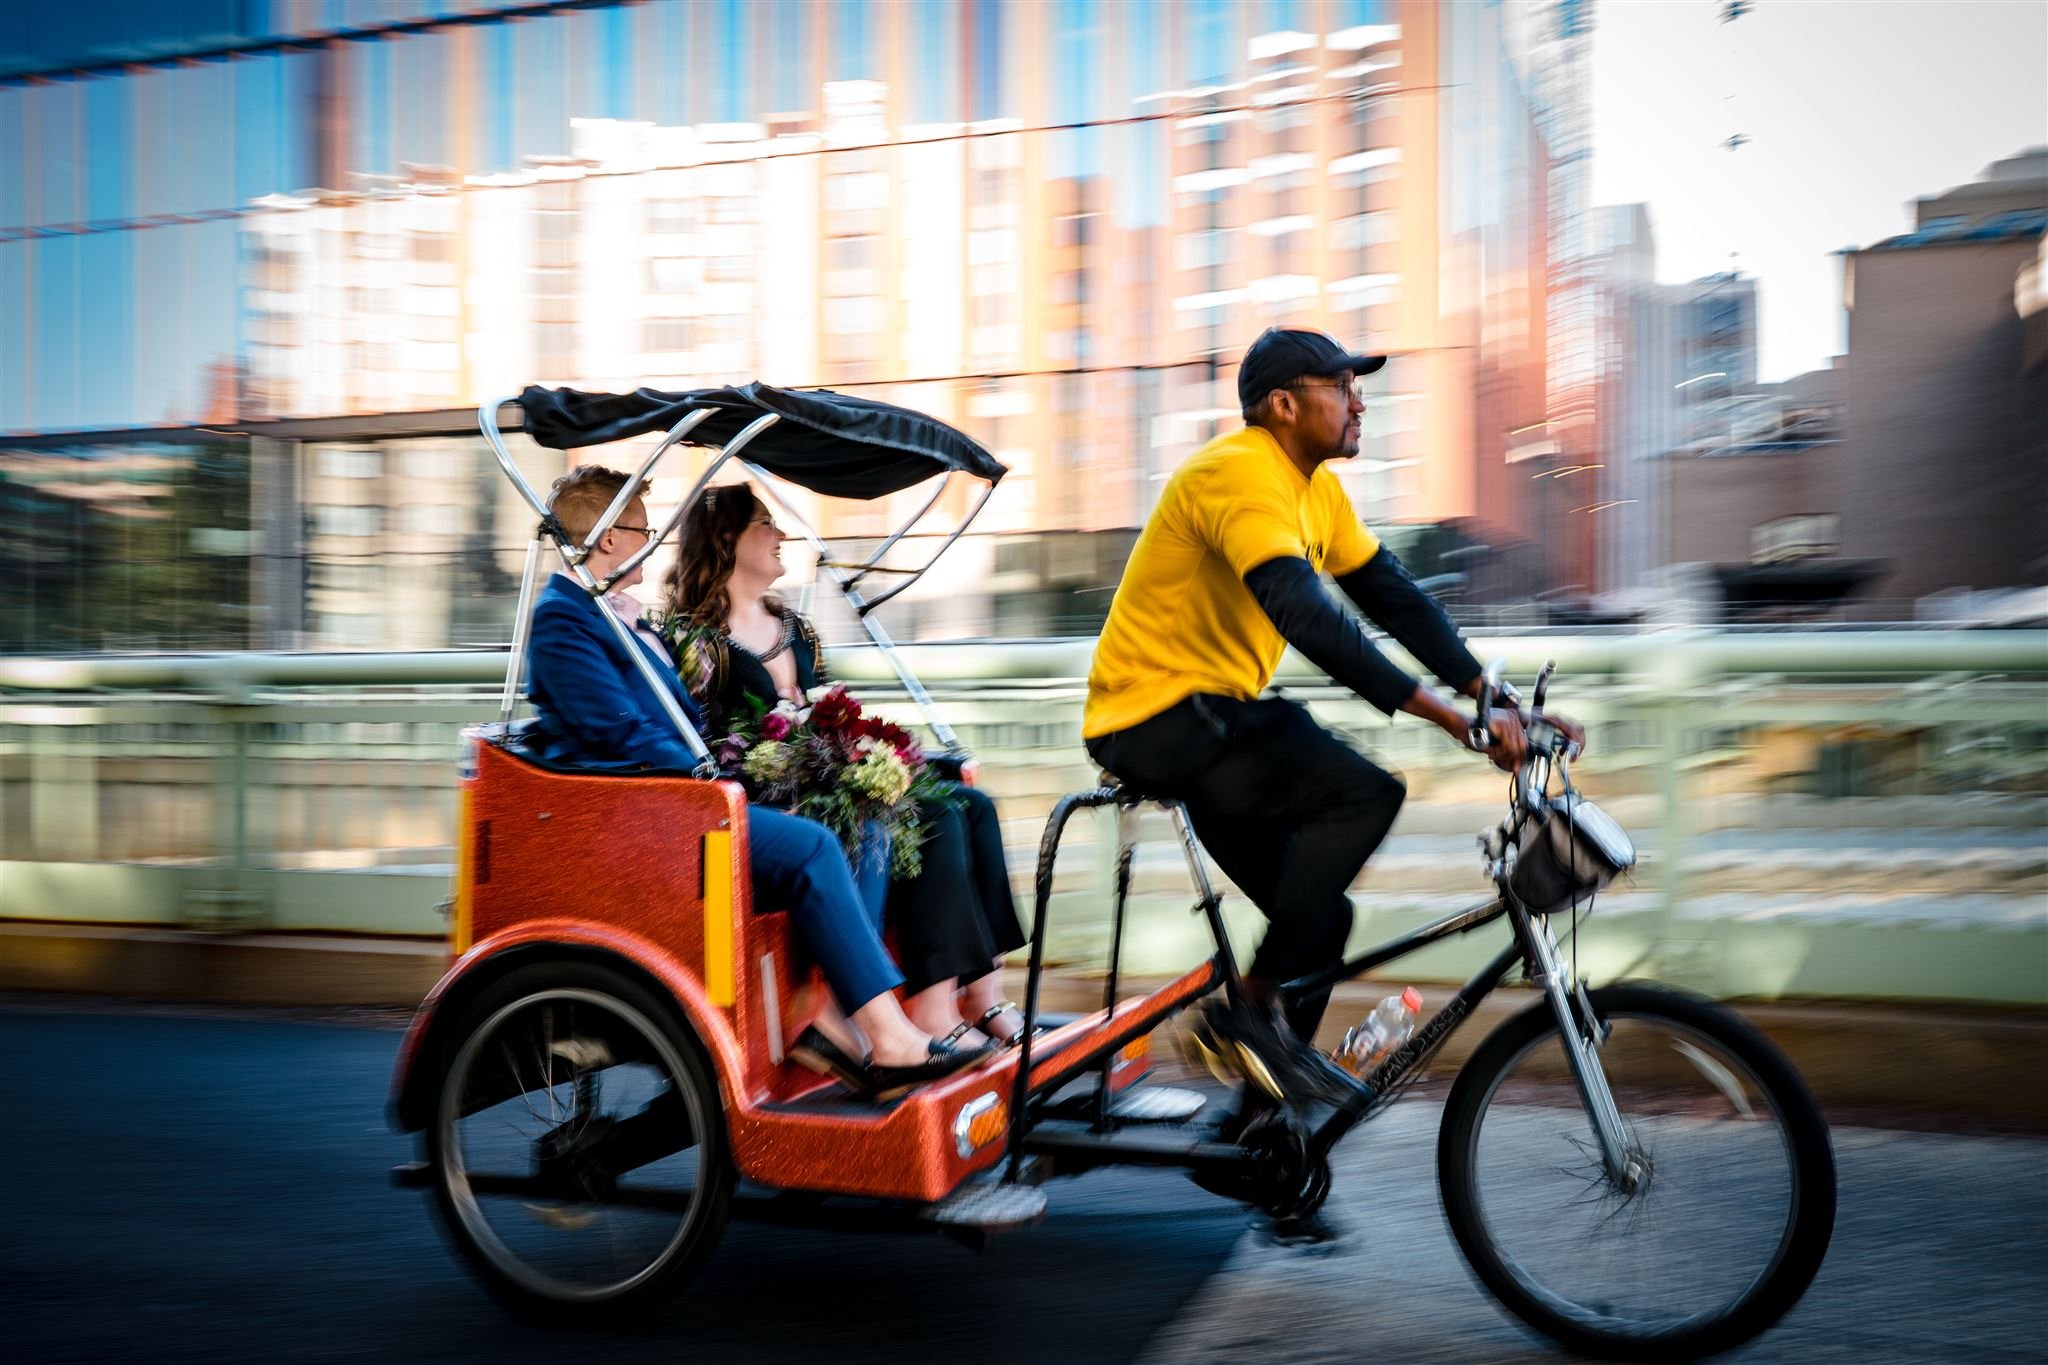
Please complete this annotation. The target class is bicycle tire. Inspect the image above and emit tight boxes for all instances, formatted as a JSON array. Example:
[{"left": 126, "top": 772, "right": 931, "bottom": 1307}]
[
  {"left": 1437, "top": 983, "right": 1835, "bottom": 1361},
  {"left": 423, "top": 959, "right": 733, "bottom": 1322}
]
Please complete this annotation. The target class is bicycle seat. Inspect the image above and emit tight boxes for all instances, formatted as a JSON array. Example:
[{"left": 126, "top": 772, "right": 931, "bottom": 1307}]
[{"left": 1097, "top": 769, "right": 1163, "bottom": 807}]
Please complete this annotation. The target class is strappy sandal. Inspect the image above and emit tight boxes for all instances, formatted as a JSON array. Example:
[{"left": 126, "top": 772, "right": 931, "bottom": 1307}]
[{"left": 977, "top": 1000, "right": 1043, "bottom": 1048}]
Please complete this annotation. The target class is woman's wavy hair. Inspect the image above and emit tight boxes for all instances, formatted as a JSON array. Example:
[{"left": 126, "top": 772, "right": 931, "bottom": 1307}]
[{"left": 666, "top": 482, "right": 778, "bottom": 628}]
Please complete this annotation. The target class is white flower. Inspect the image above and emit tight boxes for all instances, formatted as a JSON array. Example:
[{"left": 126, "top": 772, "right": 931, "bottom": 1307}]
[
  {"left": 841, "top": 746, "right": 913, "bottom": 806},
  {"left": 742, "top": 741, "right": 795, "bottom": 785},
  {"left": 805, "top": 685, "right": 834, "bottom": 704}
]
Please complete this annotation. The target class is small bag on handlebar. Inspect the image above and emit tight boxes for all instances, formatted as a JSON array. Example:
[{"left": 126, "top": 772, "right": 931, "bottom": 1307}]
[{"left": 1510, "top": 792, "right": 1636, "bottom": 913}]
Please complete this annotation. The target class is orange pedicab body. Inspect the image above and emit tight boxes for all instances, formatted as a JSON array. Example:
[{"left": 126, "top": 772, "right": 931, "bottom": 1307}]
[{"left": 393, "top": 733, "right": 1200, "bottom": 1205}]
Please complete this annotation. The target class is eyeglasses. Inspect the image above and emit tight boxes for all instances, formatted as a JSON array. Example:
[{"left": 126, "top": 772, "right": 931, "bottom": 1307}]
[
  {"left": 1288, "top": 377, "right": 1366, "bottom": 401},
  {"left": 613, "top": 523, "right": 655, "bottom": 538},
  {"left": 749, "top": 515, "right": 782, "bottom": 534}
]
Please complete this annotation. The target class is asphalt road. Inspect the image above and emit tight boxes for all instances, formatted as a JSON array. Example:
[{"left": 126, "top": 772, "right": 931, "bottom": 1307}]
[{"left": 10, "top": 1002, "right": 2044, "bottom": 1365}]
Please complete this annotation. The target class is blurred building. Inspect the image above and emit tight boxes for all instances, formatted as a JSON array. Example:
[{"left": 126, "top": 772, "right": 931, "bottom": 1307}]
[
  {"left": 1837, "top": 147, "right": 2048, "bottom": 615},
  {"left": 2, "top": 0, "right": 1572, "bottom": 654},
  {"left": 1585, "top": 206, "right": 1791, "bottom": 606},
  {"left": 1588, "top": 204, "right": 1682, "bottom": 600},
  {"left": 1530, "top": 0, "right": 1599, "bottom": 595},
  {"left": 1662, "top": 362, "right": 1867, "bottom": 619},
  {"left": 1618, "top": 149, "right": 2047, "bottom": 622}
]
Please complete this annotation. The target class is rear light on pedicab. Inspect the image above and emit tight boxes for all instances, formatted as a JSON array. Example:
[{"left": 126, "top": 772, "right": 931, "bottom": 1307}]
[
  {"left": 1110, "top": 1034, "right": 1152, "bottom": 1074},
  {"left": 953, "top": 1091, "right": 1010, "bottom": 1157}
]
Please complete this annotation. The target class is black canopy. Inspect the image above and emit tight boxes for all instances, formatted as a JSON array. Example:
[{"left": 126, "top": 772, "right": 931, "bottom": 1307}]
[{"left": 517, "top": 383, "right": 1006, "bottom": 500}]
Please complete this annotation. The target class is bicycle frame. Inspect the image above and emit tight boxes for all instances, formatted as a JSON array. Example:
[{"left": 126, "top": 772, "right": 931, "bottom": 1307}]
[
  {"left": 1287, "top": 896, "right": 1633, "bottom": 1183},
  {"left": 1006, "top": 702, "right": 1641, "bottom": 1193}
]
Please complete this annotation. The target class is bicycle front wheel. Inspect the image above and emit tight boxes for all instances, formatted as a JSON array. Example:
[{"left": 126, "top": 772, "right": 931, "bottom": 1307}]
[{"left": 1437, "top": 984, "right": 1835, "bottom": 1362}]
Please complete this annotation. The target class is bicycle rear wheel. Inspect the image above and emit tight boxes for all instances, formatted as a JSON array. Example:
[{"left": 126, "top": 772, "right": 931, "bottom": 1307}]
[
  {"left": 1437, "top": 983, "right": 1834, "bottom": 1362},
  {"left": 425, "top": 961, "right": 731, "bottom": 1322}
]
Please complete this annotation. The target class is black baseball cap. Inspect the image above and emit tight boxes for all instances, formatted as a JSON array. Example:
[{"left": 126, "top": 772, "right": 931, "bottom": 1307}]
[{"left": 1236, "top": 327, "right": 1386, "bottom": 407}]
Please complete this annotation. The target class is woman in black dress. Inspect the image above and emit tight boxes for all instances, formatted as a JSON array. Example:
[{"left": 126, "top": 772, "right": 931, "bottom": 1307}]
[{"left": 661, "top": 483, "right": 1031, "bottom": 1047}]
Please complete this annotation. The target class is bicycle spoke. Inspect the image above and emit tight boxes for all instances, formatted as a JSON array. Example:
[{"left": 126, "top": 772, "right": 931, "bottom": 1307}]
[
  {"left": 1457, "top": 1004, "right": 1804, "bottom": 1343},
  {"left": 440, "top": 986, "right": 711, "bottom": 1306}
]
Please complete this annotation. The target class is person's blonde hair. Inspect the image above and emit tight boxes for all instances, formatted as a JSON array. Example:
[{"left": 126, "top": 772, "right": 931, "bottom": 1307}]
[{"left": 547, "top": 465, "right": 632, "bottom": 544}]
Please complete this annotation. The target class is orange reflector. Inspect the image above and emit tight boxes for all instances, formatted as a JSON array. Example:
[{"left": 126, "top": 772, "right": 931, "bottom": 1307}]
[
  {"left": 1111, "top": 1033, "right": 1153, "bottom": 1072},
  {"left": 702, "top": 830, "right": 735, "bottom": 1007},
  {"left": 953, "top": 1092, "right": 1010, "bottom": 1157}
]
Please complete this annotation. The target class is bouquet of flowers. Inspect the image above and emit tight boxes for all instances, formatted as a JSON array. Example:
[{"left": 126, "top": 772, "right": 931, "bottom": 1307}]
[{"left": 710, "top": 684, "right": 952, "bottom": 878}]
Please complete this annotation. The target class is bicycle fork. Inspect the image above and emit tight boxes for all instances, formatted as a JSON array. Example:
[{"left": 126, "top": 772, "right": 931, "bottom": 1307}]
[{"left": 1515, "top": 904, "right": 1643, "bottom": 1193}]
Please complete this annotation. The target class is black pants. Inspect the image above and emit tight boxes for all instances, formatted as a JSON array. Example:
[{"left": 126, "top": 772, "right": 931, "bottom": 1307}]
[
  {"left": 887, "top": 782, "right": 1029, "bottom": 995},
  {"left": 1086, "top": 695, "right": 1406, "bottom": 1040}
]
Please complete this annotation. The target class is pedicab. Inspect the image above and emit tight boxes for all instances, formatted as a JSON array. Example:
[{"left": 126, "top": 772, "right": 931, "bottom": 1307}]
[{"left": 390, "top": 383, "right": 1836, "bottom": 1362}]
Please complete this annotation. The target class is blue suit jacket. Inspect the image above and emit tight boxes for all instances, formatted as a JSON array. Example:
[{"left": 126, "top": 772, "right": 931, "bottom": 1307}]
[{"left": 524, "top": 575, "right": 705, "bottom": 772}]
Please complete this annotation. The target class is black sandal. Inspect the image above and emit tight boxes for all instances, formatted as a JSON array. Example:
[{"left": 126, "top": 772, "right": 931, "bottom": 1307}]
[
  {"left": 977, "top": 1000, "right": 1043, "bottom": 1048},
  {"left": 792, "top": 1024, "right": 996, "bottom": 1101}
]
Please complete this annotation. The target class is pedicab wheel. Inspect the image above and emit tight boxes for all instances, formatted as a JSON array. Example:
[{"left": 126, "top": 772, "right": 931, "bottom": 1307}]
[
  {"left": 424, "top": 961, "right": 733, "bottom": 1323},
  {"left": 1436, "top": 984, "right": 1835, "bottom": 1363}
]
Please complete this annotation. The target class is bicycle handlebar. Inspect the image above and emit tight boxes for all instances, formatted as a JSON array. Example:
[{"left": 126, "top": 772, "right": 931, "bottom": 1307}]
[
  {"left": 1469, "top": 656, "right": 1577, "bottom": 768},
  {"left": 1470, "top": 657, "right": 1508, "bottom": 751}
]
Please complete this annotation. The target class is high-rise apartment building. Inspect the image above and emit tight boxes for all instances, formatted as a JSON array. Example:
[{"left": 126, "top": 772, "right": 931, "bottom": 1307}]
[{"left": 4, "top": 0, "right": 1568, "bottom": 653}]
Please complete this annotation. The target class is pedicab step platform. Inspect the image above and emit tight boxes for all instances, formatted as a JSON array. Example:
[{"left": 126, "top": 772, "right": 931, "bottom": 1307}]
[{"left": 919, "top": 1181, "right": 1049, "bottom": 1231}]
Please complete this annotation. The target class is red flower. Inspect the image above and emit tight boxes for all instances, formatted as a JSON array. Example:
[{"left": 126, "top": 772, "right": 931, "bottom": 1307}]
[
  {"left": 808, "top": 685, "right": 862, "bottom": 731},
  {"left": 759, "top": 710, "right": 792, "bottom": 741},
  {"left": 846, "top": 716, "right": 918, "bottom": 765}
]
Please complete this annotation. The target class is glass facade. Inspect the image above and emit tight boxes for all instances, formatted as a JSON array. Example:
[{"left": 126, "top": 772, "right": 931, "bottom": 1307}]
[{"left": 2, "top": 0, "right": 1563, "bottom": 654}]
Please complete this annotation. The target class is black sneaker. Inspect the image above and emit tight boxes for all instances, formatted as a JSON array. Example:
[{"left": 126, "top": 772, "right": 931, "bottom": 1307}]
[
  {"left": 1196, "top": 999, "right": 1369, "bottom": 1109},
  {"left": 1262, "top": 1206, "right": 1346, "bottom": 1250}
]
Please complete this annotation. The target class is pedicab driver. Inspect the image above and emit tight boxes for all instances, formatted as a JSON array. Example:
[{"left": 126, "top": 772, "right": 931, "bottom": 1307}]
[{"left": 1084, "top": 328, "right": 1578, "bottom": 1110}]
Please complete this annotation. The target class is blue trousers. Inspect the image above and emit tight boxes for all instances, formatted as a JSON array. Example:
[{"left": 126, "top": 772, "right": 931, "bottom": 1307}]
[{"left": 748, "top": 807, "right": 903, "bottom": 1012}]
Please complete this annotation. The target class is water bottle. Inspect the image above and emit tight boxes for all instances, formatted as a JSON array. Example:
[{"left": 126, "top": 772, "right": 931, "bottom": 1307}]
[{"left": 1335, "top": 986, "right": 1424, "bottom": 1076}]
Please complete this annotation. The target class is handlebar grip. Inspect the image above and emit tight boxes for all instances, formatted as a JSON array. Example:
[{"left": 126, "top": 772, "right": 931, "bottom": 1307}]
[
  {"left": 1533, "top": 658, "right": 1556, "bottom": 711},
  {"left": 1471, "top": 657, "right": 1506, "bottom": 751}
]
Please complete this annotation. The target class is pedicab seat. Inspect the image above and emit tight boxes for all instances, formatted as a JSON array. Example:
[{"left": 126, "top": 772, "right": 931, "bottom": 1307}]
[{"left": 456, "top": 726, "right": 836, "bottom": 1106}]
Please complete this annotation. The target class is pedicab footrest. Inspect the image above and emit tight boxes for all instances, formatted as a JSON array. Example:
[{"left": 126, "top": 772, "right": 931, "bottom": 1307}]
[
  {"left": 1108, "top": 1087, "right": 1208, "bottom": 1123},
  {"left": 919, "top": 1182, "right": 1049, "bottom": 1231}
]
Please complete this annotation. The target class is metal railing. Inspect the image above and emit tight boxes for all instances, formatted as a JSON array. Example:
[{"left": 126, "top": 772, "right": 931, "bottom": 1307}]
[{"left": 2, "top": 630, "right": 2044, "bottom": 1002}]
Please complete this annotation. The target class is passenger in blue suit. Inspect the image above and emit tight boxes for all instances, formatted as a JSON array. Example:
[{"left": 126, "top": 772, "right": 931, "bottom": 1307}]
[{"left": 523, "top": 466, "right": 991, "bottom": 1098}]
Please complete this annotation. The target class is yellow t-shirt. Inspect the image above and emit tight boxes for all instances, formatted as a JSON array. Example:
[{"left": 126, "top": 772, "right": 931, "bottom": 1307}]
[{"left": 1084, "top": 425, "right": 1381, "bottom": 739}]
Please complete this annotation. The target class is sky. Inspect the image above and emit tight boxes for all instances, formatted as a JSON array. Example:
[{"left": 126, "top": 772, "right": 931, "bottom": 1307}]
[{"left": 1589, "top": 0, "right": 2048, "bottom": 381}]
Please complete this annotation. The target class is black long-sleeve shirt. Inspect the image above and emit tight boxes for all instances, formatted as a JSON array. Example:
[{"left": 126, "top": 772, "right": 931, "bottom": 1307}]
[{"left": 1243, "top": 546, "right": 1483, "bottom": 715}]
